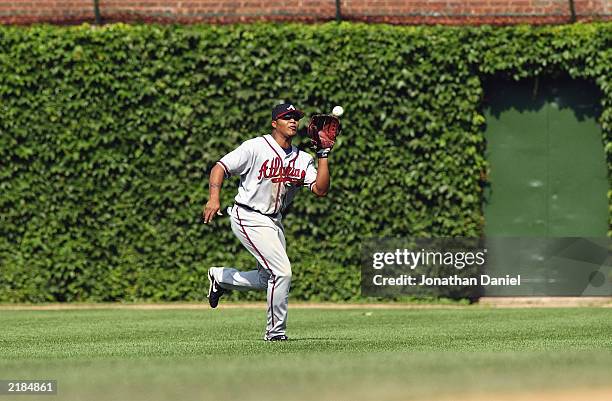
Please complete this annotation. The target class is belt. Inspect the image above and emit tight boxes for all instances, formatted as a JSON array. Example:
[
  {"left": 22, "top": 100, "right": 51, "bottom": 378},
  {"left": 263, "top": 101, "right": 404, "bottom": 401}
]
[{"left": 234, "top": 202, "right": 279, "bottom": 218}]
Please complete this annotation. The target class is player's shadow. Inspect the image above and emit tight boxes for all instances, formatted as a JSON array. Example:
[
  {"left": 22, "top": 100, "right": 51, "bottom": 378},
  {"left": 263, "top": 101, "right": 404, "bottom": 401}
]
[{"left": 289, "top": 337, "right": 349, "bottom": 341}]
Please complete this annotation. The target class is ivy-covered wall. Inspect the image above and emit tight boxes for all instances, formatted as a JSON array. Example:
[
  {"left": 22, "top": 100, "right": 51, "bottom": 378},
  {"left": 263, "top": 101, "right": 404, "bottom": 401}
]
[{"left": 1, "top": 23, "right": 610, "bottom": 302}]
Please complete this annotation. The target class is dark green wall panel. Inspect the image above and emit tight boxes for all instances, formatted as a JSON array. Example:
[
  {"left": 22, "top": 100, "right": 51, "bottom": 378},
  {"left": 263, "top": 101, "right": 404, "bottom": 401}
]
[
  {"left": 483, "top": 77, "right": 607, "bottom": 237},
  {"left": 547, "top": 83, "right": 608, "bottom": 236}
]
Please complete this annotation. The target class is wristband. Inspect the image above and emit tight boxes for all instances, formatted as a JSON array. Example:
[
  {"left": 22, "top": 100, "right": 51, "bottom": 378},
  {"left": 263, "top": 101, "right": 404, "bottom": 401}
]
[{"left": 316, "top": 148, "right": 332, "bottom": 158}]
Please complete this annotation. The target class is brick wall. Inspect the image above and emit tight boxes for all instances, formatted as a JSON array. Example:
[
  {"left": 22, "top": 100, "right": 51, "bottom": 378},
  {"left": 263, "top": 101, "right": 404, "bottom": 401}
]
[{"left": 0, "top": 0, "right": 610, "bottom": 25}]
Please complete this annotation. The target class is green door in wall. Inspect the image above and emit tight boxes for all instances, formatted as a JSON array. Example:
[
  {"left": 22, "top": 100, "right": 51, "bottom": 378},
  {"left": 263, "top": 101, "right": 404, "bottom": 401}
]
[
  {"left": 483, "top": 76, "right": 607, "bottom": 237},
  {"left": 482, "top": 76, "right": 609, "bottom": 296}
]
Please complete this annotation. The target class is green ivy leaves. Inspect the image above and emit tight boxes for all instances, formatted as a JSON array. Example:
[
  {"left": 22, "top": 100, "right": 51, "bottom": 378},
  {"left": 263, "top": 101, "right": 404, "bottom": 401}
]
[{"left": 0, "top": 22, "right": 610, "bottom": 302}]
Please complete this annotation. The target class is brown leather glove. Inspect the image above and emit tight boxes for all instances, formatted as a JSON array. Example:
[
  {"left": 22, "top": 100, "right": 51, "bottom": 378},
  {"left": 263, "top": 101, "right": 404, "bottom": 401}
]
[{"left": 307, "top": 114, "right": 341, "bottom": 158}]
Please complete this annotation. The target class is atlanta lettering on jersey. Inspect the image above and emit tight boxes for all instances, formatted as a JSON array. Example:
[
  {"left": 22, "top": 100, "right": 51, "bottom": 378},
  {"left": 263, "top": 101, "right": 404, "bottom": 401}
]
[{"left": 257, "top": 157, "right": 306, "bottom": 184}]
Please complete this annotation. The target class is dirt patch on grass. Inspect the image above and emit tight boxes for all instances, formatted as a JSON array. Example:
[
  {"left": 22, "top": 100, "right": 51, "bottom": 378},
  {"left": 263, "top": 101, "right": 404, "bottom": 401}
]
[
  {"left": 478, "top": 297, "right": 612, "bottom": 308},
  {"left": 0, "top": 297, "right": 610, "bottom": 311},
  {"left": 0, "top": 302, "right": 462, "bottom": 311},
  {"left": 439, "top": 387, "right": 612, "bottom": 401}
]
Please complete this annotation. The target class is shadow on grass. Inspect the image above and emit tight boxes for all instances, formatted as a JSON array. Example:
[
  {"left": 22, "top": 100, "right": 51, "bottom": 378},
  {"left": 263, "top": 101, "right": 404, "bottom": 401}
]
[{"left": 287, "top": 337, "right": 350, "bottom": 341}]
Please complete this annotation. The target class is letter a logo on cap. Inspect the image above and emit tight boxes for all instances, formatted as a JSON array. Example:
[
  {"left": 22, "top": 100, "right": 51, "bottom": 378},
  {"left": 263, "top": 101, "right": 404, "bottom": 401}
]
[{"left": 272, "top": 103, "right": 304, "bottom": 120}]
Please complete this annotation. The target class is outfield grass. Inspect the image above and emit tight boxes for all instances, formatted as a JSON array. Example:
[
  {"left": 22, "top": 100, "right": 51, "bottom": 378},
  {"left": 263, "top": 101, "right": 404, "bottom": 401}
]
[{"left": 1, "top": 307, "right": 611, "bottom": 400}]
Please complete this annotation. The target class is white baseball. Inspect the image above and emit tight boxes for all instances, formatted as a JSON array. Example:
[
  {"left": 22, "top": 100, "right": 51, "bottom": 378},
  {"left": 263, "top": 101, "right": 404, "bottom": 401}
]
[{"left": 332, "top": 105, "right": 344, "bottom": 117}]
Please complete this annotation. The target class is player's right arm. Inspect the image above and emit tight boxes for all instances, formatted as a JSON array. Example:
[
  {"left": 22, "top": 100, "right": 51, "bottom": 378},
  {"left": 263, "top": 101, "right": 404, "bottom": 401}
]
[
  {"left": 203, "top": 140, "right": 254, "bottom": 224},
  {"left": 203, "top": 164, "right": 225, "bottom": 224}
]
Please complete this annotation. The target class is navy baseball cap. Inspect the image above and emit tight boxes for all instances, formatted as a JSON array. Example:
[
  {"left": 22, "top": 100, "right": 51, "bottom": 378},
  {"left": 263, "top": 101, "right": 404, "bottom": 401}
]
[{"left": 272, "top": 103, "right": 305, "bottom": 120}]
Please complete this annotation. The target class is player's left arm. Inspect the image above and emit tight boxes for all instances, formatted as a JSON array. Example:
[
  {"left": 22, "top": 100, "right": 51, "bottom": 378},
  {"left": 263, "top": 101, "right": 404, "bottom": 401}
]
[{"left": 311, "top": 158, "right": 330, "bottom": 197}]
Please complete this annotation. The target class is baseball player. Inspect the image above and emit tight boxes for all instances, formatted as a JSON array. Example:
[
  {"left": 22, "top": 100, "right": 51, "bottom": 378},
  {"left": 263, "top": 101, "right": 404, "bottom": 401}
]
[{"left": 202, "top": 103, "right": 339, "bottom": 341}]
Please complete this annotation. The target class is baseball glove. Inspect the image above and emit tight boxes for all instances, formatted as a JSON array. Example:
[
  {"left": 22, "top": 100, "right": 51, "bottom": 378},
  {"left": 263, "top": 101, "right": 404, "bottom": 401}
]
[{"left": 307, "top": 114, "right": 341, "bottom": 158}]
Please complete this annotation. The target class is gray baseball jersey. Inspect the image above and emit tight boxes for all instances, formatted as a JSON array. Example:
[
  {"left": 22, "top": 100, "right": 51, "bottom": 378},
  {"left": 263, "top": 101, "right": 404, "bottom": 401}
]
[
  {"left": 210, "top": 134, "right": 317, "bottom": 338},
  {"left": 217, "top": 134, "right": 317, "bottom": 215}
]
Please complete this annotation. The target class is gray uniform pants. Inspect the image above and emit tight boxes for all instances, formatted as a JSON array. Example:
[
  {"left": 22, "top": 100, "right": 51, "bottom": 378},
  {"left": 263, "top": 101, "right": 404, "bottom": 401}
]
[{"left": 210, "top": 204, "right": 291, "bottom": 338}]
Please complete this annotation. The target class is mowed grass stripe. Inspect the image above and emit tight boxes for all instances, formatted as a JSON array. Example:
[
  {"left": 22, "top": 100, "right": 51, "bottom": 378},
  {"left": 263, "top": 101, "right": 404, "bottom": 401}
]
[
  {"left": 1, "top": 308, "right": 611, "bottom": 359},
  {"left": 0, "top": 308, "right": 611, "bottom": 401}
]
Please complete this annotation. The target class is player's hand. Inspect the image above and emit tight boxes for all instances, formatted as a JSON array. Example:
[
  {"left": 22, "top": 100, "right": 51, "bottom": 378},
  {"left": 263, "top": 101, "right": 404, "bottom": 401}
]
[{"left": 203, "top": 199, "right": 221, "bottom": 224}]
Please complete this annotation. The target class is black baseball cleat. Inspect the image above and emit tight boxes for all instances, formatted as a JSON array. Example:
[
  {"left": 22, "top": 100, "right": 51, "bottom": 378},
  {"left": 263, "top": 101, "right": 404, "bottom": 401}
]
[
  {"left": 264, "top": 335, "right": 289, "bottom": 342},
  {"left": 207, "top": 268, "right": 226, "bottom": 308}
]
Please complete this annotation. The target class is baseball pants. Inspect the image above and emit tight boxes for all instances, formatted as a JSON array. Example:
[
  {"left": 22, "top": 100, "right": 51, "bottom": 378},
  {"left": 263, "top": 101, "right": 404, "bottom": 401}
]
[{"left": 210, "top": 204, "right": 291, "bottom": 338}]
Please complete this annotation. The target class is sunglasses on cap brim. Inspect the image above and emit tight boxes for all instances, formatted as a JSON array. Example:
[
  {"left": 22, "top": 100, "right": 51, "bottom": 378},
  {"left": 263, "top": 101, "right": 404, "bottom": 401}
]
[{"left": 277, "top": 113, "right": 303, "bottom": 121}]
